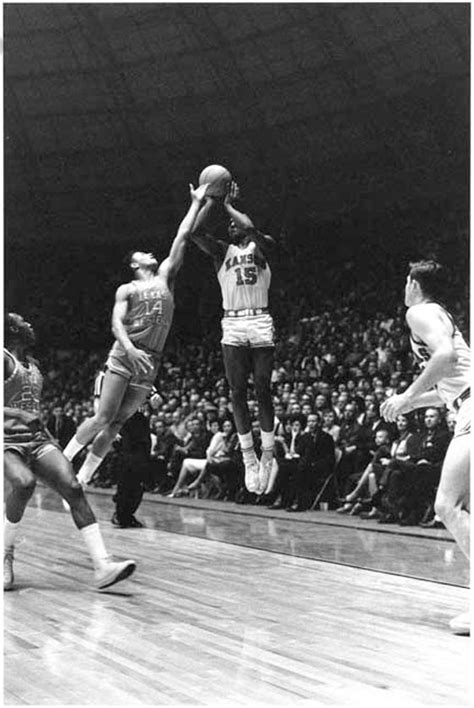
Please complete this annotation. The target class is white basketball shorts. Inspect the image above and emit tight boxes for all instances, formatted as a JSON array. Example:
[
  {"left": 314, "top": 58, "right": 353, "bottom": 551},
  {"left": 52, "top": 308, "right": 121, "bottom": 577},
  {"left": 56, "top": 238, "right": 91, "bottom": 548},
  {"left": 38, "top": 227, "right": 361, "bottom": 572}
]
[
  {"left": 454, "top": 396, "right": 470, "bottom": 437},
  {"left": 221, "top": 313, "right": 275, "bottom": 348}
]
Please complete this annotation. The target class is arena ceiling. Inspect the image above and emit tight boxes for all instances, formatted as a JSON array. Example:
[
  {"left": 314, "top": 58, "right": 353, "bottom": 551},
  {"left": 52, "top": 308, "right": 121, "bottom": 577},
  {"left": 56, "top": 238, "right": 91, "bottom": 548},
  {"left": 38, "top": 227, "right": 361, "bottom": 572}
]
[{"left": 4, "top": 3, "right": 470, "bottom": 243}]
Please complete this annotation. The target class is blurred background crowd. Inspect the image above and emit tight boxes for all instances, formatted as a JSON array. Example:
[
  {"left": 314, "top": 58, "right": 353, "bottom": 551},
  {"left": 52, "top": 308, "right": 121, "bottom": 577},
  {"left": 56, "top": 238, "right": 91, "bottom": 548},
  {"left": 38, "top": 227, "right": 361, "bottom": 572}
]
[{"left": 35, "top": 238, "right": 468, "bottom": 530}]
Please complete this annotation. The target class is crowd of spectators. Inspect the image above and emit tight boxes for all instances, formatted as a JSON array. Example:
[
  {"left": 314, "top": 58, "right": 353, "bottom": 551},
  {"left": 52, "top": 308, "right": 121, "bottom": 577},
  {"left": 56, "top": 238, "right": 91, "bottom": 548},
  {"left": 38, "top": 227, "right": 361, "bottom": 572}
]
[{"left": 37, "top": 279, "right": 468, "bottom": 530}]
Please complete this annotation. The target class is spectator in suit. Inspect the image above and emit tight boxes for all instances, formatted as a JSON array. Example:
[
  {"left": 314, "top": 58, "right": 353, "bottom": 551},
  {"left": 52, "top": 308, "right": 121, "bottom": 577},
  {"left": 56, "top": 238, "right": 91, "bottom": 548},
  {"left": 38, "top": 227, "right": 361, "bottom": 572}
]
[
  {"left": 289, "top": 413, "right": 335, "bottom": 511},
  {"left": 149, "top": 419, "right": 172, "bottom": 492},
  {"left": 270, "top": 414, "right": 306, "bottom": 510},
  {"left": 46, "top": 405, "right": 77, "bottom": 450},
  {"left": 287, "top": 413, "right": 335, "bottom": 511},
  {"left": 337, "top": 402, "right": 370, "bottom": 498},
  {"left": 397, "top": 408, "right": 450, "bottom": 525},
  {"left": 273, "top": 402, "right": 288, "bottom": 438},
  {"left": 360, "top": 401, "right": 395, "bottom": 447}
]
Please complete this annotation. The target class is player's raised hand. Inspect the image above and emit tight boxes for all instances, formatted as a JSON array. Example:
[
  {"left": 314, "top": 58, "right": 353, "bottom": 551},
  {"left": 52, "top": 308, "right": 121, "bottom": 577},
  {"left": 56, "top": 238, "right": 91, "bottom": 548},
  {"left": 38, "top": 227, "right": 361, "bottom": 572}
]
[
  {"left": 224, "top": 181, "right": 240, "bottom": 206},
  {"left": 189, "top": 183, "right": 209, "bottom": 203}
]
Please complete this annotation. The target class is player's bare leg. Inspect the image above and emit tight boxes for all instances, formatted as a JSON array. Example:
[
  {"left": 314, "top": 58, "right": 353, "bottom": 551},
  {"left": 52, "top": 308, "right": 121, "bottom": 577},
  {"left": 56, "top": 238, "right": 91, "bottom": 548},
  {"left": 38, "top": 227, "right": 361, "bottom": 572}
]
[
  {"left": 4, "top": 452, "right": 37, "bottom": 590},
  {"left": 34, "top": 448, "right": 136, "bottom": 589},
  {"left": 434, "top": 433, "right": 470, "bottom": 635},
  {"left": 252, "top": 347, "right": 275, "bottom": 494},
  {"left": 63, "top": 370, "right": 130, "bottom": 462},
  {"left": 77, "top": 385, "right": 149, "bottom": 486},
  {"left": 222, "top": 345, "right": 260, "bottom": 493}
]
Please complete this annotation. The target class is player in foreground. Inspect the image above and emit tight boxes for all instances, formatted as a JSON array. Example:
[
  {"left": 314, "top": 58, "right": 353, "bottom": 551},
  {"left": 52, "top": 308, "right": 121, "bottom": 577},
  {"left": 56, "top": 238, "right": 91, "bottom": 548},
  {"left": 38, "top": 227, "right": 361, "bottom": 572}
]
[
  {"left": 380, "top": 260, "right": 470, "bottom": 635},
  {"left": 63, "top": 182, "right": 209, "bottom": 485},
  {"left": 191, "top": 181, "right": 276, "bottom": 495},
  {"left": 4, "top": 313, "right": 136, "bottom": 591}
]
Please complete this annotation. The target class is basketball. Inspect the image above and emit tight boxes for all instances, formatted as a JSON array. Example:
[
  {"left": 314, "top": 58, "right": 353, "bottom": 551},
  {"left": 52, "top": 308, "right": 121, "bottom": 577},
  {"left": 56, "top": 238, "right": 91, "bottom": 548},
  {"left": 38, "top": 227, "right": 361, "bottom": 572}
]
[{"left": 199, "top": 164, "right": 232, "bottom": 198}]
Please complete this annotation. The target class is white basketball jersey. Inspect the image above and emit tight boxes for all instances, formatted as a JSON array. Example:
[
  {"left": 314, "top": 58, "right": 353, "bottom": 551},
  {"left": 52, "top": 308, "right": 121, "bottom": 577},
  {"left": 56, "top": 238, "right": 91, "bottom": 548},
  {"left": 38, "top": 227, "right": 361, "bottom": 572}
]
[
  {"left": 217, "top": 242, "right": 271, "bottom": 310},
  {"left": 409, "top": 303, "right": 471, "bottom": 409}
]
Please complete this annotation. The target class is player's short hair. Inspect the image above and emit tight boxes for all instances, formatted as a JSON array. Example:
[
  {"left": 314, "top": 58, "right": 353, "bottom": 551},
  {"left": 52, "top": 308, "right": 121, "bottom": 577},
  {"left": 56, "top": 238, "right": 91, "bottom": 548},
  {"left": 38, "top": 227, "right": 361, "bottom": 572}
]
[
  {"left": 4, "top": 312, "right": 34, "bottom": 345},
  {"left": 5, "top": 312, "right": 22, "bottom": 338},
  {"left": 408, "top": 260, "right": 447, "bottom": 300},
  {"left": 123, "top": 250, "right": 140, "bottom": 268}
]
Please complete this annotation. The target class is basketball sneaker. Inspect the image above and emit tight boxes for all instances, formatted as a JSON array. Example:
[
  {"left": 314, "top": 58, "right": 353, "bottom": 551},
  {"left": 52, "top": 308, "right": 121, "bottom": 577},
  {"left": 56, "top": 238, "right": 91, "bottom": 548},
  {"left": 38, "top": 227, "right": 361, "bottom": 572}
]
[
  {"left": 94, "top": 558, "right": 136, "bottom": 590},
  {"left": 243, "top": 452, "right": 260, "bottom": 494},
  {"left": 257, "top": 450, "right": 274, "bottom": 495},
  {"left": 4, "top": 548, "right": 14, "bottom": 591},
  {"left": 449, "top": 611, "right": 470, "bottom": 636}
]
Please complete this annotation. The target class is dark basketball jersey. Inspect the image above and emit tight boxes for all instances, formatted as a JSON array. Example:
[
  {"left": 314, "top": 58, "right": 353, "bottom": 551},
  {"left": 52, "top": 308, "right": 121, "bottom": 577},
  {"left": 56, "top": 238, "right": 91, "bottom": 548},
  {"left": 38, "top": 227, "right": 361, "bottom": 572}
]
[{"left": 4, "top": 349, "right": 45, "bottom": 442}]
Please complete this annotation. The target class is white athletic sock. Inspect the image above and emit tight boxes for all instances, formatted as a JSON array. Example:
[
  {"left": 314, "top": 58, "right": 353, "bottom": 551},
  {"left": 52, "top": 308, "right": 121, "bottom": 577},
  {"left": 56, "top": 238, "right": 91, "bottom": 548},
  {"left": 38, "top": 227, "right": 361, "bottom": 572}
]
[
  {"left": 80, "top": 523, "right": 109, "bottom": 570},
  {"left": 77, "top": 453, "right": 104, "bottom": 485},
  {"left": 63, "top": 436, "right": 84, "bottom": 462},
  {"left": 260, "top": 430, "right": 275, "bottom": 453},
  {"left": 238, "top": 432, "right": 255, "bottom": 463},
  {"left": 4, "top": 519, "right": 21, "bottom": 550}
]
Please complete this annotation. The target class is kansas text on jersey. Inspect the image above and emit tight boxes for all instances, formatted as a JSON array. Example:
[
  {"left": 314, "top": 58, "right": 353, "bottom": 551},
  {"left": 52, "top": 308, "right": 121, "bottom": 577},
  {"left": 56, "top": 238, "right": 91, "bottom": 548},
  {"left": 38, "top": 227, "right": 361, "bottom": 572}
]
[{"left": 217, "top": 242, "right": 271, "bottom": 311}]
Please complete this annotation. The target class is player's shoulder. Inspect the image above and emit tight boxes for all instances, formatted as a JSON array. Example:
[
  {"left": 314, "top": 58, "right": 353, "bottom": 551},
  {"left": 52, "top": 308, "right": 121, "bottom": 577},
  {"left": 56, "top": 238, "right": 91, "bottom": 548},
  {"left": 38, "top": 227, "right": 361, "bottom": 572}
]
[
  {"left": 406, "top": 302, "right": 439, "bottom": 322},
  {"left": 406, "top": 302, "right": 454, "bottom": 331},
  {"left": 116, "top": 281, "right": 135, "bottom": 298}
]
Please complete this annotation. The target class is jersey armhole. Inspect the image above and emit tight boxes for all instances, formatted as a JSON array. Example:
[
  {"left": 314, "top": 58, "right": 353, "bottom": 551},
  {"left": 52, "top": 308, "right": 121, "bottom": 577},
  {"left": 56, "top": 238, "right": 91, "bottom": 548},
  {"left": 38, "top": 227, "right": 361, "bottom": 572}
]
[
  {"left": 214, "top": 242, "right": 229, "bottom": 271},
  {"left": 4, "top": 349, "right": 18, "bottom": 383}
]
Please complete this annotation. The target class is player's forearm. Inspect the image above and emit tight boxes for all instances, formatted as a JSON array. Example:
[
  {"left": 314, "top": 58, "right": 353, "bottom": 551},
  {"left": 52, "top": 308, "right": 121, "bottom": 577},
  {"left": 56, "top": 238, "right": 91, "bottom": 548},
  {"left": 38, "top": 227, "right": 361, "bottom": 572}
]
[
  {"left": 190, "top": 198, "right": 217, "bottom": 236},
  {"left": 166, "top": 201, "right": 202, "bottom": 271},
  {"left": 175, "top": 201, "right": 202, "bottom": 243},
  {"left": 112, "top": 317, "right": 135, "bottom": 352},
  {"left": 403, "top": 389, "right": 444, "bottom": 410},
  {"left": 224, "top": 202, "right": 254, "bottom": 231}
]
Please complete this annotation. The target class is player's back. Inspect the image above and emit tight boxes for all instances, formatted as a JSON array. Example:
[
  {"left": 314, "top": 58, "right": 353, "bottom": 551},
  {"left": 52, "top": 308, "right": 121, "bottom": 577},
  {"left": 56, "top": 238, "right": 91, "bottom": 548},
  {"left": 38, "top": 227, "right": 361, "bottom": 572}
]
[
  {"left": 409, "top": 302, "right": 470, "bottom": 407},
  {"left": 217, "top": 242, "right": 271, "bottom": 311},
  {"left": 120, "top": 276, "right": 175, "bottom": 355}
]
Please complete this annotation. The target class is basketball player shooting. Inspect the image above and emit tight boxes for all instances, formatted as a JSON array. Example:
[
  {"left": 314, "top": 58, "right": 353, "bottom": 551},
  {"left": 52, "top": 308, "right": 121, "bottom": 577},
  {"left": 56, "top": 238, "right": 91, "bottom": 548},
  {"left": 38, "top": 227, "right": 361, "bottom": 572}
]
[
  {"left": 380, "top": 260, "right": 470, "bottom": 635},
  {"left": 63, "top": 182, "right": 209, "bottom": 486},
  {"left": 191, "top": 180, "right": 276, "bottom": 495},
  {"left": 4, "top": 313, "right": 136, "bottom": 591}
]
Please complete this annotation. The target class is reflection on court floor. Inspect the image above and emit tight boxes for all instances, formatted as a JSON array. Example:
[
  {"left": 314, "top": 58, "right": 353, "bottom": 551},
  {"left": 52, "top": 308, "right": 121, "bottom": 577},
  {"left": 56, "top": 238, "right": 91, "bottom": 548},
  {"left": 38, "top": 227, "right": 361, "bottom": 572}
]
[{"left": 4, "top": 488, "right": 469, "bottom": 705}]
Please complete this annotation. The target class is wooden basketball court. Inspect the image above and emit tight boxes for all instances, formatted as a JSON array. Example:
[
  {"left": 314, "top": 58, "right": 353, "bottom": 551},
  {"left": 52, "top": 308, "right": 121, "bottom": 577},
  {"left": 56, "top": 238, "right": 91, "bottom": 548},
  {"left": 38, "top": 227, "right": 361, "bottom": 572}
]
[{"left": 4, "top": 486, "right": 470, "bottom": 705}]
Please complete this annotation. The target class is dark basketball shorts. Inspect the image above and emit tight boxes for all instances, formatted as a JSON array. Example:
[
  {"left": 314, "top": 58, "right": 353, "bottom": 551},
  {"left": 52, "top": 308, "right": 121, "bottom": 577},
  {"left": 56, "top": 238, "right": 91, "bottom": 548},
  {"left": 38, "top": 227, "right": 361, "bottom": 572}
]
[
  {"left": 4, "top": 429, "right": 59, "bottom": 465},
  {"left": 106, "top": 346, "right": 161, "bottom": 391}
]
